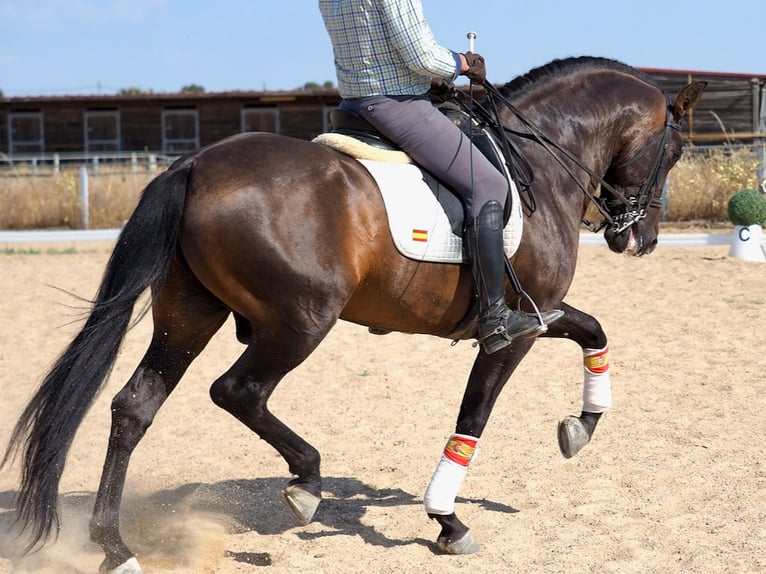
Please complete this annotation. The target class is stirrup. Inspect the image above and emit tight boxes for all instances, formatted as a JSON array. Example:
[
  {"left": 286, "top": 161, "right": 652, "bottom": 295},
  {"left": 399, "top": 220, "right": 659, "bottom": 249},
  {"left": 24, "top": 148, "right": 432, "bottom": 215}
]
[
  {"left": 524, "top": 309, "right": 565, "bottom": 338},
  {"left": 475, "top": 309, "right": 564, "bottom": 354},
  {"left": 475, "top": 326, "right": 514, "bottom": 354},
  {"left": 475, "top": 311, "right": 537, "bottom": 354}
]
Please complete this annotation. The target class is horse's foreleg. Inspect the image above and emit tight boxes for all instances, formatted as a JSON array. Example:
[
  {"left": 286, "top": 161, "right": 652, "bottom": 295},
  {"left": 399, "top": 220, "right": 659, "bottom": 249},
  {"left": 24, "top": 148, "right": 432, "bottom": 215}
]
[
  {"left": 426, "top": 342, "right": 534, "bottom": 554},
  {"left": 541, "top": 301, "right": 611, "bottom": 458}
]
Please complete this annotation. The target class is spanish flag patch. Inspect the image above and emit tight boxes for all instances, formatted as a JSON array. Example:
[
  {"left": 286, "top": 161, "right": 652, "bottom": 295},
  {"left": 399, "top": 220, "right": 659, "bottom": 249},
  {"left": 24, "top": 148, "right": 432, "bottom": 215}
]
[
  {"left": 412, "top": 229, "right": 428, "bottom": 242},
  {"left": 443, "top": 435, "right": 477, "bottom": 467},
  {"left": 584, "top": 347, "right": 609, "bottom": 374}
]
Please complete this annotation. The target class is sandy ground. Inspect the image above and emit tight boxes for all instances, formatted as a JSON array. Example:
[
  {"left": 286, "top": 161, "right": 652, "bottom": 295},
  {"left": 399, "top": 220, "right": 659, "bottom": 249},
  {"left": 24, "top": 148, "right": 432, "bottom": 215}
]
[{"left": 0, "top": 236, "right": 764, "bottom": 574}]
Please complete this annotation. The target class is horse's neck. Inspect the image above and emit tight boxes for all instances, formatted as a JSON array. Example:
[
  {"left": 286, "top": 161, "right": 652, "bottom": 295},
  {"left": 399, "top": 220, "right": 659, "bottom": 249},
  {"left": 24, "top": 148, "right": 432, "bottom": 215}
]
[
  {"left": 503, "top": 81, "right": 624, "bottom": 228},
  {"left": 522, "top": 88, "right": 630, "bottom": 176}
]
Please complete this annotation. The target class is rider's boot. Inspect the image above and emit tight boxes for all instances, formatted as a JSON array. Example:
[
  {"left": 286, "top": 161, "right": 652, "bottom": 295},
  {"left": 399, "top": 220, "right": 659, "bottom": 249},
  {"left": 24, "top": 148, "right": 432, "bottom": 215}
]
[{"left": 466, "top": 200, "right": 563, "bottom": 354}]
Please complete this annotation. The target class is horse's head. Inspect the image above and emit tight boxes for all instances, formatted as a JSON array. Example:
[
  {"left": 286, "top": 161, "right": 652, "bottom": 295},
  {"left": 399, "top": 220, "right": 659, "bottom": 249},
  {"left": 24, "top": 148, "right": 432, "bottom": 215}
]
[{"left": 601, "top": 81, "right": 706, "bottom": 256}]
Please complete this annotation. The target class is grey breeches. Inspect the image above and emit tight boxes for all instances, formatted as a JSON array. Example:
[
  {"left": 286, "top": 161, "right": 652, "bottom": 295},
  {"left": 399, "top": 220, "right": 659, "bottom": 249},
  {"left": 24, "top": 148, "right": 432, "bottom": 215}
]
[{"left": 340, "top": 95, "right": 509, "bottom": 219}]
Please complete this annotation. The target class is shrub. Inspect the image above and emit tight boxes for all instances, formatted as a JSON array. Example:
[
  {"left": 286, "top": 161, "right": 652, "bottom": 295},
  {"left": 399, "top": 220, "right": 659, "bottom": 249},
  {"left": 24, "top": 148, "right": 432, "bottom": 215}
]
[{"left": 727, "top": 189, "right": 766, "bottom": 226}]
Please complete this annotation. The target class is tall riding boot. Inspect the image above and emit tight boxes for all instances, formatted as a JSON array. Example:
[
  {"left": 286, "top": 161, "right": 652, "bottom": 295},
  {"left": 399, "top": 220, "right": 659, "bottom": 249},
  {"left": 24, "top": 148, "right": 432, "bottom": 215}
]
[{"left": 466, "top": 200, "right": 563, "bottom": 354}]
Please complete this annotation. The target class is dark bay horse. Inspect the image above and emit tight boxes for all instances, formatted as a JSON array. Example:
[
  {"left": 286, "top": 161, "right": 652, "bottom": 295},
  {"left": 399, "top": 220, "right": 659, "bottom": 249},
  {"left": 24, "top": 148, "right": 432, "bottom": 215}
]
[{"left": 3, "top": 57, "right": 705, "bottom": 573}]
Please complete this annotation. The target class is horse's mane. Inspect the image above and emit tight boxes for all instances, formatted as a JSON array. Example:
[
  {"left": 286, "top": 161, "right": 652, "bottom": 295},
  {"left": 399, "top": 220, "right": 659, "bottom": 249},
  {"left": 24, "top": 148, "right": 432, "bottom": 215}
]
[{"left": 499, "top": 56, "right": 658, "bottom": 98}]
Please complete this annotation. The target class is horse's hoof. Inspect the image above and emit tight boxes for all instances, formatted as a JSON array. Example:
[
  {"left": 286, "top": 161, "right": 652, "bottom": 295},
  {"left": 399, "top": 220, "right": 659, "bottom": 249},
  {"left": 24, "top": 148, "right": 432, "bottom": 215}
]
[
  {"left": 437, "top": 530, "right": 479, "bottom": 555},
  {"left": 104, "top": 557, "right": 143, "bottom": 574},
  {"left": 558, "top": 415, "right": 591, "bottom": 459},
  {"left": 283, "top": 483, "right": 321, "bottom": 525}
]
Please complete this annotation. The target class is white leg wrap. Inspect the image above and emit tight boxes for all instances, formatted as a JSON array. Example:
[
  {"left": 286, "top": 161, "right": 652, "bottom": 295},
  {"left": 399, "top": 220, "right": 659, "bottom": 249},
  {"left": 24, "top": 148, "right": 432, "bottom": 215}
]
[
  {"left": 582, "top": 345, "right": 612, "bottom": 413},
  {"left": 109, "top": 557, "right": 143, "bottom": 574},
  {"left": 424, "top": 434, "right": 478, "bottom": 515}
]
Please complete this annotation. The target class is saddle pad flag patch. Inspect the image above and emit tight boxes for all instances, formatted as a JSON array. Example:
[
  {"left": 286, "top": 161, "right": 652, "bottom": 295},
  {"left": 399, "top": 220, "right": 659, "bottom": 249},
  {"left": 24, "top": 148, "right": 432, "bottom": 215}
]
[{"left": 358, "top": 159, "right": 523, "bottom": 264}]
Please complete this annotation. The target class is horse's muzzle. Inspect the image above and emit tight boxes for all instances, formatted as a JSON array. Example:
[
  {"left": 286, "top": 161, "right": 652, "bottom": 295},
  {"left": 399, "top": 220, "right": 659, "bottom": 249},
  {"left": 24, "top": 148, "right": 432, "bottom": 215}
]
[{"left": 604, "top": 225, "right": 658, "bottom": 256}]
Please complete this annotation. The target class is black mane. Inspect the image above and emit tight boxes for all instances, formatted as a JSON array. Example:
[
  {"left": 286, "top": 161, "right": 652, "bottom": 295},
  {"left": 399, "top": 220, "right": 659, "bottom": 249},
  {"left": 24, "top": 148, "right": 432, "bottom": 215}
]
[{"left": 500, "top": 56, "right": 658, "bottom": 97}]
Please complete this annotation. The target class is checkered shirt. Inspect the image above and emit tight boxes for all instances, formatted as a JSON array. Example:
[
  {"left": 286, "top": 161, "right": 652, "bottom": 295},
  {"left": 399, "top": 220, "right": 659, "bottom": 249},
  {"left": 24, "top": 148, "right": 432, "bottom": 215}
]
[{"left": 319, "top": 0, "right": 461, "bottom": 98}]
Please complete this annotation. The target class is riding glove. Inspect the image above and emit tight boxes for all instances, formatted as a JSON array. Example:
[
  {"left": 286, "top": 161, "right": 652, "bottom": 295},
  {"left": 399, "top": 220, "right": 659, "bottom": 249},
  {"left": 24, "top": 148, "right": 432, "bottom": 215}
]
[{"left": 462, "top": 52, "right": 486, "bottom": 84}]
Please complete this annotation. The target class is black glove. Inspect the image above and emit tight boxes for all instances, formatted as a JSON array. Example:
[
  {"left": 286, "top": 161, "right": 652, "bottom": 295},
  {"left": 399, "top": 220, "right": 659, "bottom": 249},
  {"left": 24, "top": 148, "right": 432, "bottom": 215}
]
[
  {"left": 461, "top": 51, "right": 486, "bottom": 84},
  {"left": 429, "top": 78, "right": 456, "bottom": 101}
]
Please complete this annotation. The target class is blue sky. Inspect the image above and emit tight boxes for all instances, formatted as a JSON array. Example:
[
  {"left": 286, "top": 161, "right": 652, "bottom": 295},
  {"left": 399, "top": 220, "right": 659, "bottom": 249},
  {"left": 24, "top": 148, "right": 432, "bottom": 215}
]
[{"left": 0, "top": 0, "right": 763, "bottom": 97}]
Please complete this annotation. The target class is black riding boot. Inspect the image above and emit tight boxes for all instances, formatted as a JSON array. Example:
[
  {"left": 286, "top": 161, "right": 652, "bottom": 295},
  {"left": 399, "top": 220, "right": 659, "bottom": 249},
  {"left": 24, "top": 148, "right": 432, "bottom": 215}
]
[{"left": 466, "top": 200, "right": 562, "bottom": 354}]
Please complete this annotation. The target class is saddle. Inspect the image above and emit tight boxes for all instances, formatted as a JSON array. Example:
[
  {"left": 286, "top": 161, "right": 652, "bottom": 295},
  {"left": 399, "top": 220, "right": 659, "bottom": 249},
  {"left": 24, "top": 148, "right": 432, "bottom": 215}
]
[{"left": 326, "top": 104, "right": 513, "bottom": 235}]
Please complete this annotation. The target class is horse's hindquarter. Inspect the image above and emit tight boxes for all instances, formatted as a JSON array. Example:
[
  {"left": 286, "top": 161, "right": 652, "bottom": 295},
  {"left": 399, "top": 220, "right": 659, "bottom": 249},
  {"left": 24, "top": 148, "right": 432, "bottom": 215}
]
[{"left": 178, "top": 133, "right": 473, "bottom": 337}]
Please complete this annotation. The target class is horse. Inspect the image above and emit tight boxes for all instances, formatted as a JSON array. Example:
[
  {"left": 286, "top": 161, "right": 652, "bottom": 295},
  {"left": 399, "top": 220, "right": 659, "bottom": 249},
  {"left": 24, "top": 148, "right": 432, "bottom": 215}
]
[{"left": 2, "top": 57, "right": 705, "bottom": 573}]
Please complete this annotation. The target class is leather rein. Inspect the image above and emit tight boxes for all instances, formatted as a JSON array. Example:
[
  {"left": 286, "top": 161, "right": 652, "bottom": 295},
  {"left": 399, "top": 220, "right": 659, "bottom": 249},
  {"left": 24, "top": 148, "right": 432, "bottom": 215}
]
[{"left": 453, "top": 82, "right": 681, "bottom": 234}]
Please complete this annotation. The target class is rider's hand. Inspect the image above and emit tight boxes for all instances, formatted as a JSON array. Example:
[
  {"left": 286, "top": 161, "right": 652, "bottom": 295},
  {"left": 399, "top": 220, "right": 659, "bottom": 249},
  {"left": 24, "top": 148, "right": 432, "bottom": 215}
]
[
  {"left": 461, "top": 52, "right": 486, "bottom": 84},
  {"left": 429, "top": 78, "right": 456, "bottom": 101}
]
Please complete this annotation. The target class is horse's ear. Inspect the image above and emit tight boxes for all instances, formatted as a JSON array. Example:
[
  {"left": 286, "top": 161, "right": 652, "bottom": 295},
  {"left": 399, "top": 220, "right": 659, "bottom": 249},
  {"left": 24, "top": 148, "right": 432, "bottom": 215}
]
[{"left": 672, "top": 81, "right": 707, "bottom": 122}]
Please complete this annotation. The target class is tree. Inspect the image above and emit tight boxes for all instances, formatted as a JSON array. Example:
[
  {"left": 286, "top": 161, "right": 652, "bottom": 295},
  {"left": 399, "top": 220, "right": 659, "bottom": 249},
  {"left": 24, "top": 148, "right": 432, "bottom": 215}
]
[
  {"left": 181, "top": 84, "right": 205, "bottom": 94},
  {"left": 119, "top": 87, "right": 153, "bottom": 95},
  {"left": 302, "top": 81, "right": 334, "bottom": 90}
]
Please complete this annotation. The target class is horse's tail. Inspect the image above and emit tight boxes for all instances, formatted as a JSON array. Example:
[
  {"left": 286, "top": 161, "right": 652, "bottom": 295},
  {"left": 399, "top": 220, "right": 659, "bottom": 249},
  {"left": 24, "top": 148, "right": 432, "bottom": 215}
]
[{"left": 1, "top": 157, "right": 194, "bottom": 550}]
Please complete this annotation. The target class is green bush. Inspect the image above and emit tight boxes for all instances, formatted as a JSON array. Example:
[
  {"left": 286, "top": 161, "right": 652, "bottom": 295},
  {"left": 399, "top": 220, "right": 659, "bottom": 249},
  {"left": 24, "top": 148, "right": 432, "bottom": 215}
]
[{"left": 726, "top": 189, "right": 766, "bottom": 226}]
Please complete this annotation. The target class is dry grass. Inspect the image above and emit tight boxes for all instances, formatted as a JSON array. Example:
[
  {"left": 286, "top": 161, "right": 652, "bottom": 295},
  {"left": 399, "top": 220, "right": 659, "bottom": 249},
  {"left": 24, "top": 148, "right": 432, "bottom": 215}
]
[
  {"left": 0, "top": 148, "right": 762, "bottom": 229},
  {"left": 665, "top": 146, "right": 762, "bottom": 222},
  {"left": 0, "top": 166, "right": 154, "bottom": 229}
]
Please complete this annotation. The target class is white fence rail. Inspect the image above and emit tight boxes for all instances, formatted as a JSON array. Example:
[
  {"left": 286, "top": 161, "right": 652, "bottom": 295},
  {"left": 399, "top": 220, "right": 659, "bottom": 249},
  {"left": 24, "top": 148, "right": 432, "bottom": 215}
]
[
  {"left": 0, "top": 229, "right": 761, "bottom": 247},
  {"left": 0, "top": 151, "right": 177, "bottom": 175}
]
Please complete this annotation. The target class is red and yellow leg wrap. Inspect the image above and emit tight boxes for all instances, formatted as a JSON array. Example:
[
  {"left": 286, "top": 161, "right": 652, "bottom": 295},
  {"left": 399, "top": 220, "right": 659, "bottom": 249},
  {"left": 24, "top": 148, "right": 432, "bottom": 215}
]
[
  {"left": 583, "top": 345, "right": 612, "bottom": 412},
  {"left": 423, "top": 434, "right": 479, "bottom": 515}
]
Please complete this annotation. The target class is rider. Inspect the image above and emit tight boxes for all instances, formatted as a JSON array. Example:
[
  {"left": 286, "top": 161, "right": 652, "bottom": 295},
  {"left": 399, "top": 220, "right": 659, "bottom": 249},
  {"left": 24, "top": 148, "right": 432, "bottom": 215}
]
[{"left": 318, "top": 0, "right": 562, "bottom": 354}]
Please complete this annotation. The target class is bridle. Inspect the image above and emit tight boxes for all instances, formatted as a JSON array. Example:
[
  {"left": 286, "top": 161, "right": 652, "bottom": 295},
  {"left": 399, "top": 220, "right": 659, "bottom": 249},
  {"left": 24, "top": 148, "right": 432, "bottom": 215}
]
[
  {"left": 599, "top": 101, "right": 681, "bottom": 233},
  {"left": 455, "top": 83, "right": 681, "bottom": 234}
]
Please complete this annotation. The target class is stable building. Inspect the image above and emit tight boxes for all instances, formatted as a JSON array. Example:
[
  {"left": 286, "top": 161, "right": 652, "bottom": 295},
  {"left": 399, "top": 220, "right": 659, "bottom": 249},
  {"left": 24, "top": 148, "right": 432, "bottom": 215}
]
[{"left": 1, "top": 68, "right": 764, "bottom": 160}]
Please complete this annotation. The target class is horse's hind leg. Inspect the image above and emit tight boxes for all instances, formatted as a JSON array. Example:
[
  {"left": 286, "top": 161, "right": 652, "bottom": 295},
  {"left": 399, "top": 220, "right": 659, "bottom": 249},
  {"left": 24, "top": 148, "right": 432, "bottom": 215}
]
[
  {"left": 90, "top": 261, "right": 229, "bottom": 574},
  {"left": 209, "top": 317, "right": 338, "bottom": 526},
  {"left": 541, "top": 301, "right": 611, "bottom": 458}
]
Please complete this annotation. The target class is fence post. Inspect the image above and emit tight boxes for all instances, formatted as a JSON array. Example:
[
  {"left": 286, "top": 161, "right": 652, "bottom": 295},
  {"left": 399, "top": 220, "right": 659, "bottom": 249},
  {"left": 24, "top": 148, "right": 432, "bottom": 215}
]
[
  {"left": 79, "top": 165, "right": 89, "bottom": 229},
  {"left": 53, "top": 153, "right": 60, "bottom": 176},
  {"left": 759, "top": 80, "right": 765, "bottom": 184}
]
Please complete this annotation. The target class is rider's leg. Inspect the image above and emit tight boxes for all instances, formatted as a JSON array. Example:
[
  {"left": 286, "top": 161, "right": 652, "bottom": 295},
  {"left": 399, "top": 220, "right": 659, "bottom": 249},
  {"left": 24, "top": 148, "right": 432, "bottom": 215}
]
[{"left": 465, "top": 200, "right": 563, "bottom": 353}]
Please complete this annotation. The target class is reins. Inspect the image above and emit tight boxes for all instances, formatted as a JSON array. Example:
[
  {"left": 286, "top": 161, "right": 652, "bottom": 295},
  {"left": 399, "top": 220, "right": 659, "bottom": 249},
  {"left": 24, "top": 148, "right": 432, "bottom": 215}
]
[
  {"left": 451, "top": 81, "right": 680, "bottom": 234},
  {"left": 465, "top": 71, "right": 541, "bottom": 318}
]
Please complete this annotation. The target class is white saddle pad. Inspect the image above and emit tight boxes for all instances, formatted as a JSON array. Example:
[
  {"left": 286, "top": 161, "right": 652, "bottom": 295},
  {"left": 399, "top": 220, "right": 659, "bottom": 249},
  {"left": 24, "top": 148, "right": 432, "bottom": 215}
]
[{"left": 358, "top": 159, "right": 523, "bottom": 264}]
